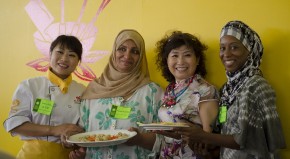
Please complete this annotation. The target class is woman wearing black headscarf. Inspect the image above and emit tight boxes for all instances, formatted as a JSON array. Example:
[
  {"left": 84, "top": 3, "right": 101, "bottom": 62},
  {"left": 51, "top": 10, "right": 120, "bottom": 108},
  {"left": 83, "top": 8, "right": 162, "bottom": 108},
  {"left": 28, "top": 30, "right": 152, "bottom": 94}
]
[{"left": 174, "top": 20, "right": 286, "bottom": 159}]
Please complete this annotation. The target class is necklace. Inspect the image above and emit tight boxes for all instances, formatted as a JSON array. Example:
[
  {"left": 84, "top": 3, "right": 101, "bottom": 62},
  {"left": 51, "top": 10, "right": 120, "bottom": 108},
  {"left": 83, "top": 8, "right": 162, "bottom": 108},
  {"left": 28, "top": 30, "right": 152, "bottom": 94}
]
[{"left": 162, "top": 76, "right": 195, "bottom": 109}]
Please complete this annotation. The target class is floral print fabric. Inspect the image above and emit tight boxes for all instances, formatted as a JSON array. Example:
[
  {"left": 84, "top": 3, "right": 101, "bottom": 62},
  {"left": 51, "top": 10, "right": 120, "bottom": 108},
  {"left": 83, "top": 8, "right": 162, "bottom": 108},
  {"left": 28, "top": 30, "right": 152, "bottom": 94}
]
[
  {"left": 80, "top": 82, "right": 163, "bottom": 159},
  {"left": 158, "top": 75, "right": 219, "bottom": 158}
]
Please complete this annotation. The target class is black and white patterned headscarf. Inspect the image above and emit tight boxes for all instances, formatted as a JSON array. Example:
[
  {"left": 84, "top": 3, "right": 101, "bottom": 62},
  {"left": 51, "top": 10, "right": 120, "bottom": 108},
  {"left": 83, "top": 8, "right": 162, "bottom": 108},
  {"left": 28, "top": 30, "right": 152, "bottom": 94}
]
[{"left": 220, "top": 20, "right": 263, "bottom": 107}]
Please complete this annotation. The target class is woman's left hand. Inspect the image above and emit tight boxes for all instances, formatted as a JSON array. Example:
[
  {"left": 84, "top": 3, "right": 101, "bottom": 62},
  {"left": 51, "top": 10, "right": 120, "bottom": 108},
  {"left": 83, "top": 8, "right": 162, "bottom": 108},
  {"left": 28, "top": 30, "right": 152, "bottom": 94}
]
[
  {"left": 175, "top": 125, "right": 210, "bottom": 157},
  {"left": 173, "top": 124, "right": 204, "bottom": 142}
]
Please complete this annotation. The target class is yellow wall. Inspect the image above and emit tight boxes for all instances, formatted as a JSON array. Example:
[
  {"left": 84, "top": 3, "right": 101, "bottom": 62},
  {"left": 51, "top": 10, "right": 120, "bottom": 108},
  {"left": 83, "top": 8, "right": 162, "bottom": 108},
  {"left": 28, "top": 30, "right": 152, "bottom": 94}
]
[{"left": 1, "top": 0, "right": 289, "bottom": 158}]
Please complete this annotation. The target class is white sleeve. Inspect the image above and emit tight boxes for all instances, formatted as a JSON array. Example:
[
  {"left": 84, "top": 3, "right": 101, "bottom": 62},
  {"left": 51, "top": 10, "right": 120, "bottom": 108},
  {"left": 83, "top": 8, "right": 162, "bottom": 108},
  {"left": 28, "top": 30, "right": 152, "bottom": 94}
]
[{"left": 3, "top": 81, "right": 33, "bottom": 136}]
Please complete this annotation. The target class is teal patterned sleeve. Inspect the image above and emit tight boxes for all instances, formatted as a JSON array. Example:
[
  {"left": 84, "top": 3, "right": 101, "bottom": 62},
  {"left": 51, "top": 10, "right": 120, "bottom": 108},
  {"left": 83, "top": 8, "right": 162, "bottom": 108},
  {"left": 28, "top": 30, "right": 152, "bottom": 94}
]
[
  {"left": 150, "top": 82, "right": 164, "bottom": 123},
  {"left": 80, "top": 99, "right": 90, "bottom": 131}
]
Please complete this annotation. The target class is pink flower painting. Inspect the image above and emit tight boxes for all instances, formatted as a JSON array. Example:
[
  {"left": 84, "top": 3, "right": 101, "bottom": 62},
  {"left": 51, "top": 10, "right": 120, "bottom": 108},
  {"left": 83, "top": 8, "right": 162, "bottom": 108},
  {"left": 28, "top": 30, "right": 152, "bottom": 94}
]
[{"left": 25, "top": 0, "right": 110, "bottom": 81}]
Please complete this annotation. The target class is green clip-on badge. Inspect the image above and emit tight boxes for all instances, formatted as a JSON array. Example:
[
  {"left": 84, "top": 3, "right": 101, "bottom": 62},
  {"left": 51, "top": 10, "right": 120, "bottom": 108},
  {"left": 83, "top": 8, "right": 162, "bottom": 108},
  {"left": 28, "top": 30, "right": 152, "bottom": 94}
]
[
  {"left": 219, "top": 105, "right": 227, "bottom": 123},
  {"left": 109, "top": 104, "right": 131, "bottom": 119},
  {"left": 33, "top": 98, "right": 54, "bottom": 115}
]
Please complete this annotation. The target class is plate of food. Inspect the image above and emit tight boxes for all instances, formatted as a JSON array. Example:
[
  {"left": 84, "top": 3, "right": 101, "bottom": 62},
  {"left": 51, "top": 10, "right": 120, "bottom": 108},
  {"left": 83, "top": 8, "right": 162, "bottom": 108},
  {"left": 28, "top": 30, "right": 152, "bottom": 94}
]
[
  {"left": 66, "top": 129, "right": 137, "bottom": 147},
  {"left": 137, "top": 122, "right": 189, "bottom": 130}
]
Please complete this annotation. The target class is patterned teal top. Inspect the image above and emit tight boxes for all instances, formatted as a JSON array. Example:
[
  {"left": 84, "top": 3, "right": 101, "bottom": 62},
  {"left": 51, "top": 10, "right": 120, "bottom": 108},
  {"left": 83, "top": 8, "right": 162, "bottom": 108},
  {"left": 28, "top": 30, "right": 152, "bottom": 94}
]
[{"left": 80, "top": 82, "right": 164, "bottom": 159}]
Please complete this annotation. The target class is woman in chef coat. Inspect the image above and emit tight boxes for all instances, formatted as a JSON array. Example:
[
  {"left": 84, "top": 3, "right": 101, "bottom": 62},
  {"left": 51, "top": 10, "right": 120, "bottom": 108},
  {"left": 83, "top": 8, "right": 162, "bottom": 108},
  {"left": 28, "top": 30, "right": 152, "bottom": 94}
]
[{"left": 4, "top": 35, "right": 86, "bottom": 159}]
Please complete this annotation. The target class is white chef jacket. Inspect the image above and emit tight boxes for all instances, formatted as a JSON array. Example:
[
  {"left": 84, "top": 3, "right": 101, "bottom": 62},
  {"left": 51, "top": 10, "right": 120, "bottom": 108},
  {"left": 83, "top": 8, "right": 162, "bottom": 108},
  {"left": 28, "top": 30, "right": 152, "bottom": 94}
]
[{"left": 4, "top": 76, "right": 86, "bottom": 143}]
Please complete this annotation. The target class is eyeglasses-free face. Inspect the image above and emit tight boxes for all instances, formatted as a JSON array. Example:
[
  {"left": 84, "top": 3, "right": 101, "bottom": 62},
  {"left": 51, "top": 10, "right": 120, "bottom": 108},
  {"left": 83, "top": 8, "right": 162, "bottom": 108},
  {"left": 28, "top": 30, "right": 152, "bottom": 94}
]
[
  {"left": 115, "top": 39, "right": 140, "bottom": 73},
  {"left": 50, "top": 44, "right": 80, "bottom": 79},
  {"left": 167, "top": 45, "right": 199, "bottom": 82},
  {"left": 220, "top": 35, "right": 250, "bottom": 73}
]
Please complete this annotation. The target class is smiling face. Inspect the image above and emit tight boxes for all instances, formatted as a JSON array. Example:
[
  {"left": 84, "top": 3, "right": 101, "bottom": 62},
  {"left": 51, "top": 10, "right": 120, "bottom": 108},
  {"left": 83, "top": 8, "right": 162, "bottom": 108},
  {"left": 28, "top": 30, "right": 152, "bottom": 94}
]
[
  {"left": 219, "top": 35, "right": 250, "bottom": 73},
  {"left": 115, "top": 39, "right": 140, "bottom": 73},
  {"left": 167, "top": 45, "right": 199, "bottom": 82},
  {"left": 50, "top": 44, "right": 80, "bottom": 79}
]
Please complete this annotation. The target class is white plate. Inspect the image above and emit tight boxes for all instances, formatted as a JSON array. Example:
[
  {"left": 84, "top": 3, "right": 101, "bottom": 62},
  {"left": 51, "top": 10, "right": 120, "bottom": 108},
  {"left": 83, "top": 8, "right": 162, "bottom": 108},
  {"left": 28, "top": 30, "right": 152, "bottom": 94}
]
[
  {"left": 67, "top": 129, "right": 137, "bottom": 147},
  {"left": 137, "top": 122, "right": 189, "bottom": 130}
]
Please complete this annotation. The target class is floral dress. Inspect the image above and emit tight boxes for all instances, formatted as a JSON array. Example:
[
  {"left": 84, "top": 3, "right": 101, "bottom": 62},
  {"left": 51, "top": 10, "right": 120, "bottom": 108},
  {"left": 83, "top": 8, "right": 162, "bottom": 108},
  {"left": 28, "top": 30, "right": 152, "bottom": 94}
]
[
  {"left": 80, "top": 82, "right": 163, "bottom": 159},
  {"left": 158, "top": 75, "right": 219, "bottom": 159}
]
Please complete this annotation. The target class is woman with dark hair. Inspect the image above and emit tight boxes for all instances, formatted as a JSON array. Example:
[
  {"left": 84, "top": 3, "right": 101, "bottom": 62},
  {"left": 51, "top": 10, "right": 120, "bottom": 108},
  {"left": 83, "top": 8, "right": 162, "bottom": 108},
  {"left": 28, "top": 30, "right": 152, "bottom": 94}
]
[
  {"left": 3, "top": 35, "right": 85, "bottom": 159},
  {"left": 174, "top": 21, "right": 286, "bottom": 159},
  {"left": 155, "top": 31, "right": 219, "bottom": 158}
]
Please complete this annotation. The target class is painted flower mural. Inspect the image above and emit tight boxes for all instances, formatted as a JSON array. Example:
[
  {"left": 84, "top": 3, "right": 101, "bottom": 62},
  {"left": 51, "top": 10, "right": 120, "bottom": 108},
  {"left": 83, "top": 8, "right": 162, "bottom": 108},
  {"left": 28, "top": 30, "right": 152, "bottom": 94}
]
[{"left": 25, "top": 0, "right": 110, "bottom": 81}]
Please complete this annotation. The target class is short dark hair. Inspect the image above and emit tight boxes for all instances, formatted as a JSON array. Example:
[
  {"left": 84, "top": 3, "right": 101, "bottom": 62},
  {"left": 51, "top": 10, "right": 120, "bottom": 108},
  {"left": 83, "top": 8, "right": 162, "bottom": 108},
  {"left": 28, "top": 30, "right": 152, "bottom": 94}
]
[
  {"left": 155, "top": 31, "right": 208, "bottom": 82},
  {"left": 50, "top": 35, "right": 83, "bottom": 61}
]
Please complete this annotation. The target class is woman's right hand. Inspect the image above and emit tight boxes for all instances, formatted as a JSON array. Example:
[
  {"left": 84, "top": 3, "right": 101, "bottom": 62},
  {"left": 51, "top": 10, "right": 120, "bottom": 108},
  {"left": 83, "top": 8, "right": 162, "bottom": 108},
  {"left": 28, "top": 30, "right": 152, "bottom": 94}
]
[
  {"left": 51, "top": 123, "right": 84, "bottom": 137},
  {"left": 53, "top": 124, "right": 84, "bottom": 148},
  {"left": 69, "top": 147, "right": 86, "bottom": 159}
]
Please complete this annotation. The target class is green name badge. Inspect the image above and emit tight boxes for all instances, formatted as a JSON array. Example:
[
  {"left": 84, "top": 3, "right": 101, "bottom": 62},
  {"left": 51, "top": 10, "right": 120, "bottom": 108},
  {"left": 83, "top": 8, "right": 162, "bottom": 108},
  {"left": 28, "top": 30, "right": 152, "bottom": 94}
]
[
  {"left": 33, "top": 98, "right": 54, "bottom": 115},
  {"left": 109, "top": 105, "right": 131, "bottom": 119},
  {"left": 219, "top": 105, "right": 227, "bottom": 123}
]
